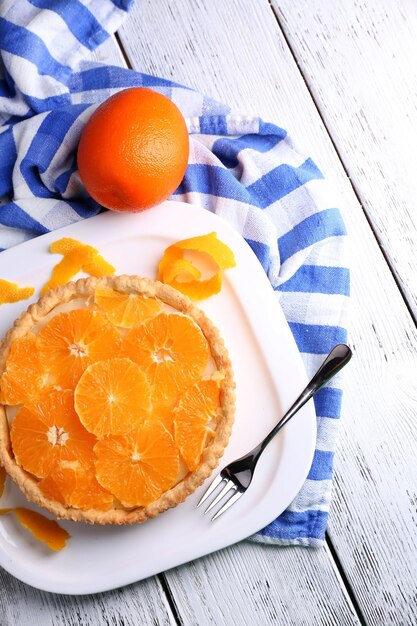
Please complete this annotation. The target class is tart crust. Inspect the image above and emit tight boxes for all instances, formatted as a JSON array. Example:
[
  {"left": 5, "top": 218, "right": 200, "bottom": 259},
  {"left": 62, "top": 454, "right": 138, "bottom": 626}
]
[{"left": 0, "top": 275, "right": 235, "bottom": 525}]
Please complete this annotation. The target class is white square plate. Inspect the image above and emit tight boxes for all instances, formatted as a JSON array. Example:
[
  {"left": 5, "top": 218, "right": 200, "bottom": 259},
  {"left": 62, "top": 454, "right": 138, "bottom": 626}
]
[{"left": 0, "top": 201, "right": 316, "bottom": 594}]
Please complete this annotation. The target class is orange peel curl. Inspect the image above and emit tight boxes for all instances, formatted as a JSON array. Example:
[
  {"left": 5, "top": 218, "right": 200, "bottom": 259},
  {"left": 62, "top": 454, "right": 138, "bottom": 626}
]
[
  {"left": 0, "top": 507, "right": 70, "bottom": 551},
  {"left": 157, "top": 232, "right": 235, "bottom": 300},
  {"left": 0, "top": 279, "right": 34, "bottom": 305},
  {"left": 42, "top": 237, "right": 115, "bottom": 295}
]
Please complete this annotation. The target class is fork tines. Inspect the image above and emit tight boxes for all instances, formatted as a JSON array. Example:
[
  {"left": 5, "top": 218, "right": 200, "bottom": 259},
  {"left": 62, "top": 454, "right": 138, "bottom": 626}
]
[{"left": 197, "top": 473, "right": 243, "bottom": 521}]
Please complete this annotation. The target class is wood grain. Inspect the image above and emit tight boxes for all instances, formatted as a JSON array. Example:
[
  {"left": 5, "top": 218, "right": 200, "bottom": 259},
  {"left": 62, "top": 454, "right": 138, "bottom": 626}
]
[
  {"left": 90, "top": 35, "right": 127, "bottom": 67},
  {"left": 163, "top": 542, "right": 360, "bottom": 626},
  {"left": 118, "top": 1, "right": 417, "bottom": 624},
  {"left": 274, "top": 0, "right": 417, "bottom": 317},
  {"left": 270, "top": 1, "right": 417, "bottom": 623},
  {"left": 0, "top": 567, "right": 176, "bottom": 626}
]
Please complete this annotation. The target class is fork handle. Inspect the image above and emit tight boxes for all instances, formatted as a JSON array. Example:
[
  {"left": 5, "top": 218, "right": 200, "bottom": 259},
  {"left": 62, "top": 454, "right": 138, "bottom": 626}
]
[
  {"left": 258, "top": 343, "right": 352, "bottom": 455},
  {"left": 221, "top": 344, "right": 352, "bottom": 490}
]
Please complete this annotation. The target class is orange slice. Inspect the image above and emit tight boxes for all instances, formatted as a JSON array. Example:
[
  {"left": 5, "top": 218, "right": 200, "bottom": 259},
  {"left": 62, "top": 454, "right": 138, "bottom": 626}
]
[
  {"left": 41, "top": 237, "right": 115, "bottom": 294},
  {"left": 37, "top": 309, "right": 121, "bottom": 390},
  {"left": 0, "top": 278, "right": 34, "bottom": 304},
  {"left": 75, "top": 357, "right": 151, "bottom": 438},
  {"left": 122, "top": 313, "right": 210, "bottom": 403},
  {"left": 0, "top": 336, "right": 49, "bottom": 405},
  {"left": 173, "top": 379, "right": 220, "bottom": 471},
  {"left": 157, "top": 232, "right": 236, "bottom": 300},
  {"left": 0, "top": 507, "right": 69, "bottom": 551},
  {"left": 39, "top": 465, "right": 113, "bottom": 512},
  {"left": 94, "top": 285, "right": 162, "bottom": 328},
  {"left": 10, "top": 390, "right": 96, "bottom": 478},
  {"left": 94, "top": 421, "right": 180, "bottom": 507}
]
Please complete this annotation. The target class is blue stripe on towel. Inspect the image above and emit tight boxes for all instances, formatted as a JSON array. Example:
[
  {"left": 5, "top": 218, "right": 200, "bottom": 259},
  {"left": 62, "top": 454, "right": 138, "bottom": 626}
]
[
  {"left": 256, "top": 509, "right": 329, "bottom": 541},
  {"left": 246, "top": 158, "right": 323, "bottom": 208},
  {"left": 289, "top": 322, "right": 347, "bottom": 354},
  {"left": 0, "top": 78, "right": 15, "bottom": 98},
  {"left": 174, "top": 164, "right": 253, "bottom": 204},
  {"left": 245, "top": 238, "right": 271, "bottom": 272},
  {"left": 0, "top": 127, "right": 17, "bottom": 196},
  {"left": 199, "top": 116, "right": 229, "bottom": 136},
  {"left": 0, "top": 18, "right": 71, "bottom": 83},
  {"left": 278, "top": 265, "right": 350, "bottom": 296},
  {"left": 20, "top": 93, "right": 72, "bottom": 113},
  {"left": 313, "top": 387, "right": 343, "bottom": 419},
  {"left": 278, "top": 208, "right": 347, "bottom": 264},
  {"left": 212, "top": 130, "right": 285, "bottom": 168},
  {"left": 109, "top": 0, "right": 134, "bottom": 9},
  {"left": 70, "top": 67, "right": 186, "bottom": 93},
  {"left": 0, "top": 202, "right": 48, "bottom": 234},
  {"left": 307, "top": 450, "right": 335, "bottom": 481},
  {"left": 20, "top": 105, "right": 89, "bottom": 196},
  {"left": 54, "top": 157, "right": 78, "bottom": 194}
]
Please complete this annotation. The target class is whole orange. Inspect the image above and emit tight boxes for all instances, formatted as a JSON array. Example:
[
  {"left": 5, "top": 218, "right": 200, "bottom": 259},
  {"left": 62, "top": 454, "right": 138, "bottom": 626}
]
[{"left": 77, "top": 88, "right": 189, "bottom": 212}]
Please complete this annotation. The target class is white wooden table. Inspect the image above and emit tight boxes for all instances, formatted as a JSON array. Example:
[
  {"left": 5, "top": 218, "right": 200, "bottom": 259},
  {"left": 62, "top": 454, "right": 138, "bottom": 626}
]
[{"left": 1, "top": 1, "right": 416, "bottom": 624}]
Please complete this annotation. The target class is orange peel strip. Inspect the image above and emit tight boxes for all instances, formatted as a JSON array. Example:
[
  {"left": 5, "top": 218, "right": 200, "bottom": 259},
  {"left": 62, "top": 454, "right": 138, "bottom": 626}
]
[
  {"left": 49, "top": 237, "right": 83, "bottom": 255},
  {"left": 50, "top": 238, "right": 115, "bottom": 278},
  {"left": 0, "top": 278, "right": 34, "bottom": 305},
  {"left": 163, "top": 257, "right": 202, "bottom": 283},
  {"left": 41, "top": 246, "right": 97, "bottom": 295},
  {"left": 157, "top": 232, "right": 235, "bottom": 300},
  {"left": 157, "top": 245, "right": 182, "bottom": 280},
  {"left": 0, "top": 507, "right": 70, "bottom": 551},
  {"left": 83, "top": 256, "right": 116, "bottom": 278},
  {"left": 0, "top": 466, "right": 6, "bottom": 498},
  {"left": 170, "top": 232, "right": 236, "bottom": 269},
  {"left": 168, "top": 273, "right": 223, "bottom": 300},
  {"left": 42, "top": 237, "right": 115, "bottom": 295}
]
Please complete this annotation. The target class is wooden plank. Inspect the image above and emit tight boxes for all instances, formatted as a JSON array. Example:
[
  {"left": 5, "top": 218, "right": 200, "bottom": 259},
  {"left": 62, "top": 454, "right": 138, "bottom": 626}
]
[
  {"left": 162, "top": 543, "right": 360, "bottom": 626},
  {"left": 0, "top": 567, "right": 176, "bottom": 626},
  {"left": 0, "top": 35, "right": 177, "bottom": 626},
  {"left": 118, "top": 1, "right": 417, "bottom": 625},
  {"left": 91, "top": 34, "right": 127, "bottom": 67},
  {"left": 273, "top": 0, "right": 417, "bottom": 317},
  {"left": 269, "top": 2, "right": 417, "bottom": 623}
]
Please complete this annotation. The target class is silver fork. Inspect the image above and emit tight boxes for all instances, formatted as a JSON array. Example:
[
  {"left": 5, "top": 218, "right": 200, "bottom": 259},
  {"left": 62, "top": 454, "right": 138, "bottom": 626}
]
[{"left": 198, "top": 343, "right": 352, "bottom": 520}]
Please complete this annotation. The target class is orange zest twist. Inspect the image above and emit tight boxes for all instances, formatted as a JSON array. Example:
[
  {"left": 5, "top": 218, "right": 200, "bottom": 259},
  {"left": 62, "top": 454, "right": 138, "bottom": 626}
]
[
  {"left": 41, "top": 237, "right": 115, "bottom": 295},
  {"left": 0, "top": 507, "right": 70, "bottom": 551},
  {"left": 157, "top": 232, "right": 236, "bottom": 300},
  {"left": 0, "top": 278, "right": 34, "bottom": 305}
]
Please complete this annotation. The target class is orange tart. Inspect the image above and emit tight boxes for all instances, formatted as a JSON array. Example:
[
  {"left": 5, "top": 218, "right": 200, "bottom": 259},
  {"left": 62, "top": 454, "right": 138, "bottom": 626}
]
[{"left": 0, "top": 276, "right": 235, "bottom": 524}]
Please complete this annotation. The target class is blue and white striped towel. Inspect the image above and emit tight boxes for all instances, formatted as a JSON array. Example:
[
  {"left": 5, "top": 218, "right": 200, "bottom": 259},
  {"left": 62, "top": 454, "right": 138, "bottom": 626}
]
[{"left": 0, "top": 0, "right": 349, "bottom": 547}]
